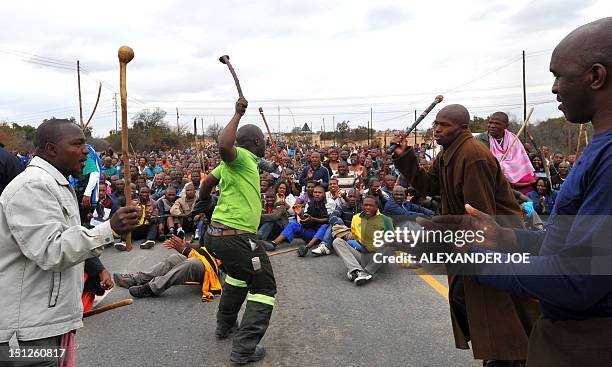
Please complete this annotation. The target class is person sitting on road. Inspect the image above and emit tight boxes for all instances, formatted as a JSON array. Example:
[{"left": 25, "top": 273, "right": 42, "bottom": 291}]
[
  {"left": 170, "top": 182, "right": 199, "bottom": 238},
  {"left": 115, "top": 193, "right": 157, "bottom": 251},
  {"left": 157, "top": 185, "right": 178, "bottom": 240},
  {"left": 362, "top": 178, "right": 389, "bottom": 209},
  {"left": 264, "top": 185, "right": 330, "bottom": 255},
  {"left": 258, "top": 189, "right": 288, "bottom": 243},
  {"left": 88, "top": 182, "right": 118, "bottom": 228},
  {"left": 114, "top": 235, "right": 222, "bottom": 301},
  {"left": 311, "top": 188, "right": 362, "bottom": 256},
  {"left": 332, "top": 196, "right": 394, "bottom": 285},
  {"left": 383, "top": 186, "right": 434, "bottom": 219}
]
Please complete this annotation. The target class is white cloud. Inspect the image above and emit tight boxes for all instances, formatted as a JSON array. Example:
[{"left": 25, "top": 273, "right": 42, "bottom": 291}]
[{"left": 0, "top": 0, "right": 609, "bottom": 137}]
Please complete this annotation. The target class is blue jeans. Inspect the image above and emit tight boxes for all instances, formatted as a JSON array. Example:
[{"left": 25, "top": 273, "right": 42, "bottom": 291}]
[
  {"left": 322, "top": 217, "right": 345, "bottom": 250},
  {"left": 258, "top": 221, "right": 284, "bottom": 241},
  {"left": 282, "top": 222, "right": 328, "bottom": 243}
]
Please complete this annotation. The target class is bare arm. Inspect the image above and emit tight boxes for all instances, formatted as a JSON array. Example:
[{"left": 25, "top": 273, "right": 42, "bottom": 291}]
[
  {"left": 199, "top": 172, "right": 220, "bottom": 201},
  {"left": 218, "top": 98, "right": 248, "bottom": 163}
]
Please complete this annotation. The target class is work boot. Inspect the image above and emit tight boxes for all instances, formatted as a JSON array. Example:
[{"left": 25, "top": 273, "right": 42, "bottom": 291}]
[
  {"left": 230, "top": 345, "right": 266, "bottom": 365},
  {"left": 129, "top": 283, "right": 155, "bottom": 298},
  {"left": 216, "top": 321, "right": 239, "bottom": 340},
  {"left": 113, "top": 273, "right": 138, "bottom": 288}
]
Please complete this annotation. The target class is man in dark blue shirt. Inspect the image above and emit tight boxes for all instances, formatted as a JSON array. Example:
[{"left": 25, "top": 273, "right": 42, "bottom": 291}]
[
  {"left": 422, "top": 18, "right": 612, "bottom": 366},
  {"left": 298, "top": 152, "right": 329, "bottom": 190},
  {"left": 0, "top": 145, "right": 24, "bottom": 196},
  {"left": 383, "top": 186, "right": 434, "bottom": 219}
]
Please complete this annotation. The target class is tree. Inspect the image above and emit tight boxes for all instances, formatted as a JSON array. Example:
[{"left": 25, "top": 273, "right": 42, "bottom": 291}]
[
  {"left": 132, "top": 108, "right": 168, "bottom": 130},
  {"left": 206, "top": 122, "right": 223, "bottom": 143},
  {"left": 336, "top": 121, "right": 350, "bottom": 144}
]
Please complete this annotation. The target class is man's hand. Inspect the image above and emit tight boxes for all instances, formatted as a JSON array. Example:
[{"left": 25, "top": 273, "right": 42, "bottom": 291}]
[
  {"left": 99, "top": 269, "right": 114, "bottom": 290},
  {"left": 389, "top": 133, "right": 409, "bottom": 156},
  {"left": 307, "top": 168, "right": 314, "bottom": 179},
  {"left": 163, "top": 235, "right": 188, "bottom": 253},
  {"left": 415, "top": 204, "right": 506, "bottom": 249},
  {"left": 235, "top": 97, "right": 248, "bottom": 116},
  {"left": 110, "top": 206, "right": 140, "bottom": 235},
  {"left": 82, "top": 195, "right": 92, "bottom": 208},
  {"left": 302, "top": 214, "right": 312, "bottom": 223}
]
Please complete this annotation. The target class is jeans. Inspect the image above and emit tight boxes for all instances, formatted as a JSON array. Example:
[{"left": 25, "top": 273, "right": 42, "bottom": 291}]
[
  {"left": 258, "top": 221, "right": 284, "bottom": 241},
  {"left": 321, "top": 217, "right": 344, "bottom": 250},
  {"left": 281, "top": 222, "right": 328, "bottom": 243}
]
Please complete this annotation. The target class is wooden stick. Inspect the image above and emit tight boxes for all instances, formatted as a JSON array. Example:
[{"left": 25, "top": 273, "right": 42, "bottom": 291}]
[
  {"left": 219, "top": 55, "right": 243, "bottom": 98},
  {"left": 118, "top": 46, "right": 134, "bottom": 251},
  {"left": 83, "top": 299, "right": 133, "bottom": 318},
  {"left": 184, "top": 281, "right": 200, "bottom": 286},
  {"left": 84, "top": 82, "right": 102, "bottom": 130},
  {"left": 501, "top": 107, "right": 534, "bottom": 161},
  {"left": 269, "top": 246, "right": 298, "bottom": 256},
  {"left": 575, "top": 124, "right": 583, "bottom": 157},
  {"left": 193, "top": 117, "right": 203, "bottom": 170}
]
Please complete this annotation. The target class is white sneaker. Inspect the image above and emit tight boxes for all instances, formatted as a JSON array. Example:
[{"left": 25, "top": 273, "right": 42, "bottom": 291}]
[
  {"left": 114, "top": 242, "right": 127, "bottom": 251},
  {"left": 140, "top": 240, "right": 155, "bottom": 249},
  {"left": 177, "top": 228, "right": 185, "bottom": 238},
  {"left": 311, "top": 243, "right": 331, "bottom": 256},
  {"left": 347, "top": 270, "right": 359, "bottom": 282},
  {"left": 354, "top": 271, "right": 372, "bottom": 286}
]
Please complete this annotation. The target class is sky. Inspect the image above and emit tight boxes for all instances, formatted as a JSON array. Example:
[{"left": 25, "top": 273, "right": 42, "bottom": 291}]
[{"left": 0, "top": 0, "right": 610, "bottom": 138}]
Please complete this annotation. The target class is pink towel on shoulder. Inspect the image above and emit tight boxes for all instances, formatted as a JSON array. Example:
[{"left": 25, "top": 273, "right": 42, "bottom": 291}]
[{"left": 489, "top": 130, "right": 535, "bottom": 184}]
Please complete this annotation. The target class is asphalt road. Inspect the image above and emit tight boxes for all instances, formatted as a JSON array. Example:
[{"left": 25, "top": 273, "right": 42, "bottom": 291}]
[{"left": 75, "top": 240, "right": 478, "bottom": 367}]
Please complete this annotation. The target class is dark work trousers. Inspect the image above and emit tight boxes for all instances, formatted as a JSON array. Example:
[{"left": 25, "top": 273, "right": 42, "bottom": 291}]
[
  {"left": 129, "top": 224, "right": 157, "bottom": 241},
  {"left": 205, "top": 231, "right": 277, "bottom": 356}
]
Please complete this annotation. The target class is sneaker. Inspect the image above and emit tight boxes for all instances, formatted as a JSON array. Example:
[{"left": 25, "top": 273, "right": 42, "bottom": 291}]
[
  {"left": 128, "top": 283, "right": 155, "bottom": 298},
  {"left": 261, "top": 240, "right": 277, "bottom": 252},
  {"left": 114, "top": 242, "right": 127, "bottom": 251},
  {"left": 297, "top": 244, "right": 308, "bottom": 257},
  {"left": 113, "top": 273, "right": 138, "bottom": 288},
  {"left": 177, "top": 228, "right": 185, "bottom": 239},
  {"left": 140, "top": 240, "right": 155, "bottom": 249},
  {"left": 194, "top": 228, "right": 200, "bottom": 241},
  {"left": 311, "top": 243, "right": 331, "bottom": 256},
  {"left": 354, "top": 271, "right": 372, "bottom": 286},
  {"left": 347, "top": 269, "right": 359, "bottom": 282},
  {"left": 230, "top": 345, "right": 266, "bottom": 364},
  {"left": 215, "top": 321, "right": 239, "bottom": 340}
]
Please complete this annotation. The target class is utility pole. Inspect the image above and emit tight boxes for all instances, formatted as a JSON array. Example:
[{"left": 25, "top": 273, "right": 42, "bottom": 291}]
[
  {"left": 176, "top": 107, "right": 180, "bottom": 136},
  {"left": 113, "top": 93, "right": 118, "bottom": 133},
  {"left": 370, "top": 107, "right": 373, "bottom": 146},
  {"left": 333, "top": 116, "right": 336, "bottom": 147},
  {"left": 77, "top": 60, "right": 84, "bottom": 130},
  {"left": 322, "top": 117, "right": 325, "bottom": 146},
  {"left": 278, "top": 105, "right": 281, "bottom": 135},
  {"left": 522, "top": 50, "right": 527, "bottom": 141}
]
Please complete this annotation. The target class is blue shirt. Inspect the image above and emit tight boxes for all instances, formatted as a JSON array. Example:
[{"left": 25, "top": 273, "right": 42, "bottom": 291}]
[
  {"left": 470, "top": 128, "right": 612, "bottom": 321},
  {"left": 144, "top": 165, "right": 163, "bottom": 178},
  {"left": 299, "top": 164, "right": 330, "bottom": 189}
]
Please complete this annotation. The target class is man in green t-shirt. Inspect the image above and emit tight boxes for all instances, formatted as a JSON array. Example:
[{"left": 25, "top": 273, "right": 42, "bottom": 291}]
[{"left": 199, "top": 97, "right": 276, "bottom": 365}]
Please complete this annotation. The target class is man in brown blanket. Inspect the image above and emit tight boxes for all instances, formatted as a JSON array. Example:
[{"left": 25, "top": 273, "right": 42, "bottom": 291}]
[{"left": 390, "top": 104, "right": 539, "bottom": 367}]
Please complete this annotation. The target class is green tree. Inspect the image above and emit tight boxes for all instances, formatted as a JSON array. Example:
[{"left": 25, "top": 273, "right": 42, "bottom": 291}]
[{"left": 132, "top": 108, "right": 168, "bottom": 130}]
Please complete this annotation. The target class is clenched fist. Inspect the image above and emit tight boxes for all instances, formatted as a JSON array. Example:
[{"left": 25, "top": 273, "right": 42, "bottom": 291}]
[{"left": 110, "top": 206, "right": 140, "bottom": 235}]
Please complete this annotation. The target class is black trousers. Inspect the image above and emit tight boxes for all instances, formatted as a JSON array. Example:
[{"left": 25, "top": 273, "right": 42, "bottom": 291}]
[{"left": 205, "top": 231, "right": 277, "bottom": 355}]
